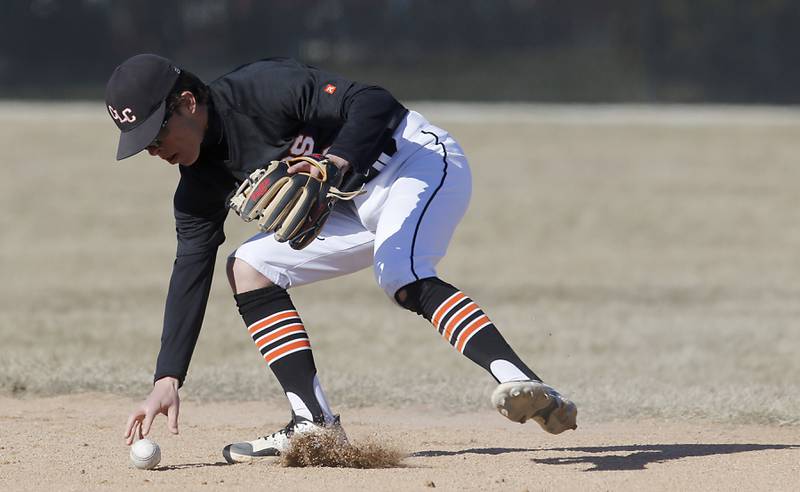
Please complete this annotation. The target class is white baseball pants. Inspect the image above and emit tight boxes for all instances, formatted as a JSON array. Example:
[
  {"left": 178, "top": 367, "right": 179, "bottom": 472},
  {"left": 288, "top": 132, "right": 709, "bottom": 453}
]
[{"left": 231, "top": 111, "right": 472, "bottom": 301}]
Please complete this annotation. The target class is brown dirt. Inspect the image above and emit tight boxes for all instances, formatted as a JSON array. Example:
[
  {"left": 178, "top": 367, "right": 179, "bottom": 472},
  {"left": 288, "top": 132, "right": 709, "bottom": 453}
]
[
  {"left": 3, "top": 103, "right": 800, "bottom": 490},
  {"left": 1, "top": 394, "right": 798, "bottom": 491}
]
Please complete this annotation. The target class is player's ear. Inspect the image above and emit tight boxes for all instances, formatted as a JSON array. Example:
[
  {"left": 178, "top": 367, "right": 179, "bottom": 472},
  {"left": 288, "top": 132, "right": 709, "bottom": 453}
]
[{"left": 179, "top": 91, "right": 197, "bottom": 114}]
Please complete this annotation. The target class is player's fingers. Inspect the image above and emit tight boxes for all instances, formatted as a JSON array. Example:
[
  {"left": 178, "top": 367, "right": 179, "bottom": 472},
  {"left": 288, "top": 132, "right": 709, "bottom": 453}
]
[
  {"left": 125, "top": 419, "right": 141, "bottom": 445},
  {"left": 125, "top": 410, "right": 144, "bottom": 443},
  {"left": 167, "top": 400, "right": 180, "bottom": 435},
  {"left": 124, "top": 414, "right": 136, "bottom": 439},
  {"left": 286, "top": 161, "right": 312, "bottom": 175},
  {"left": 141, "top": 408, "right": 157, "bottom": 437}
]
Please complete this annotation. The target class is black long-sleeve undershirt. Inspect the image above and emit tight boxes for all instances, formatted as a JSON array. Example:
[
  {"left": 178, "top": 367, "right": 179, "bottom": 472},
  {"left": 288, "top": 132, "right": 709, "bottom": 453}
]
[{"left": 151, "top": 59, "right": 406, "bottom": 385}]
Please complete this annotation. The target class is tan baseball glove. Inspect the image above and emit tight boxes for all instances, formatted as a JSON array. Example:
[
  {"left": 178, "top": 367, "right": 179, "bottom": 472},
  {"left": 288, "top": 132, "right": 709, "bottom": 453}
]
[{"left": 229, "top": 155, "right": 362, "bottom": 250}]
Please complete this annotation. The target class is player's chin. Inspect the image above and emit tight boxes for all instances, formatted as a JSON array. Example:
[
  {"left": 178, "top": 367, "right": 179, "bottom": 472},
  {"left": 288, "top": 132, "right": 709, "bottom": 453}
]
[{"left": 178, "top": 151, "right": 201, "bottom": 167}]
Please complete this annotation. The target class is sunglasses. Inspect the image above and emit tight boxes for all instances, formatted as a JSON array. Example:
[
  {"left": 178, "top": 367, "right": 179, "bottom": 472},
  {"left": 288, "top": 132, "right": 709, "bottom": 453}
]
[{"left": 147, "top": 105, "right": 174, "bottom": 149}]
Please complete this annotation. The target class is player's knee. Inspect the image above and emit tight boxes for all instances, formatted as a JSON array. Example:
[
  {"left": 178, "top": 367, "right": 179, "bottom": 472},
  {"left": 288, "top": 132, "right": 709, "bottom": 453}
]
[
  {"left": 374, "top": 260, "right": 435, "bottom": 303},
  {"left": 394, "top": 282, "right": 422, "bottom": 315},
  {"left": 394, "top": 277, "right": 452, "bottom": 316},
  {"left": 227, "top": 257, "right": 273, "bottom": 294}
]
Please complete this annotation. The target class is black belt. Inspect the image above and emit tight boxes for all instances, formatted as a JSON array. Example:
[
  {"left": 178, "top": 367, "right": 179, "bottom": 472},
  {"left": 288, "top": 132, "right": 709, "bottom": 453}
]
[
  {"left": 364, "top": 137, "right": 397, "bottom": 182},
  {"left": 340, "top": 136, "right": 397, "bottom": 192}
]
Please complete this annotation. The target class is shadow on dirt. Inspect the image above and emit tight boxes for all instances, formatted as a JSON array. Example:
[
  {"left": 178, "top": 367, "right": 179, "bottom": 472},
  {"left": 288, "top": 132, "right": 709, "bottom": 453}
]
[
  {"left": 411, "top": 447, "right": 535, "bottom": 457},
  {"left": 532, "top": 444, "right": 800, "bottom": 471},
  {"left": 413, "top": 444, "right": 799, "bottom": 471},
  {"left": 154, "top": 461, "right": 231, "bottom": 471}
]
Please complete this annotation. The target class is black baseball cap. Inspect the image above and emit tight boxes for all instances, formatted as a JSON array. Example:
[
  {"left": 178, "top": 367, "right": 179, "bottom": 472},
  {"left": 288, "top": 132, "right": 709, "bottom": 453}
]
[{"left": 105, "top": 54, "right": 181, "bottom": 160}]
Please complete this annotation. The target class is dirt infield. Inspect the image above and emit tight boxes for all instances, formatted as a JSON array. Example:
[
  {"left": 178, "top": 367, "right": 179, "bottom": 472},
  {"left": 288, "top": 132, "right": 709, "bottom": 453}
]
[
  {"left": 2, "top": 103, "right": 800, "bottom": 489},
  {"left": 1, "top": 394, "right": 799, "bottom": 491}
]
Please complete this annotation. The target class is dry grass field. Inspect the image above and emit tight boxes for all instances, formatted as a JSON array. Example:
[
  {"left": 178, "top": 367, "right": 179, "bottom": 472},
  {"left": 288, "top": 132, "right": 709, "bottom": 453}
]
[{"left": 1, "top": 102, "right": 799, "bottom": 490}]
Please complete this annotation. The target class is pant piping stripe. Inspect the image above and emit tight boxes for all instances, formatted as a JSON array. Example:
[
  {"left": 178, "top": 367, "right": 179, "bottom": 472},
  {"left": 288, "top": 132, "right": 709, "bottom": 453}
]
[{"left": 410, "top": 130, "right": 449, "bottom": 280}]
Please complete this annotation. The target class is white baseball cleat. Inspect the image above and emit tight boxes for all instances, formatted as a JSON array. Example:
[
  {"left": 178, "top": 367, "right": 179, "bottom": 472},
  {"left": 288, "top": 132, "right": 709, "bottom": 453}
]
[
  {"left": 222, "top": 415, "right": 347, "bottom": 463},
  {"left": 491, "top": 380, "right": 577, "bottom": 434}
]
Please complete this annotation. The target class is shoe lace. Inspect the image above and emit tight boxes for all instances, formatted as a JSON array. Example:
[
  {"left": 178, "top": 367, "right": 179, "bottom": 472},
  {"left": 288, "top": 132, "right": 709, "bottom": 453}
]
[
  {"left": 262, "top": 420, "right": 297, "bottom": 440},
  {"left": 260, "top": 415, "right": 339, "bottom": 440}
]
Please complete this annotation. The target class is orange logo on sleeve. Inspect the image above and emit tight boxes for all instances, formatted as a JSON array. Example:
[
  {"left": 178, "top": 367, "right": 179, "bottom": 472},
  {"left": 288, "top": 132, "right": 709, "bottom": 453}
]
[{"left": 323, "top": 84, "right": 337, "bottom": 95}]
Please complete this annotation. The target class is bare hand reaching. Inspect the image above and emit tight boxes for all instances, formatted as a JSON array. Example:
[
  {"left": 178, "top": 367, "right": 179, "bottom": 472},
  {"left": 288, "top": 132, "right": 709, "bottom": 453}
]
[{"left": 124, "top": 376, "right": 180, "bottom": 445}]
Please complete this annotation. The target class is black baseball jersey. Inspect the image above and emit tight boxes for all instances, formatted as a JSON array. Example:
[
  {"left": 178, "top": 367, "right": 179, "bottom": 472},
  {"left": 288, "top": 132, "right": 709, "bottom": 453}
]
[{"left": 154, "top": 58, "right": 408, "bottom": 385}]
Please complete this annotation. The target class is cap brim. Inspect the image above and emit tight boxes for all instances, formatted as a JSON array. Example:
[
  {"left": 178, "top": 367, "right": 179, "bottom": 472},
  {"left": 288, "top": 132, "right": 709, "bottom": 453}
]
[{"left": 115, "top": 100, "right": 167, "bottom": 160}]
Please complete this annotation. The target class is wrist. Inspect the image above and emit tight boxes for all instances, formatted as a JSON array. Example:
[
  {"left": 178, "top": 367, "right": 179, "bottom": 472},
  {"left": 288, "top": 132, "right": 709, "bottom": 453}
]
[{"left": 154, "top": 376, "right": 179, "bottom": 389}]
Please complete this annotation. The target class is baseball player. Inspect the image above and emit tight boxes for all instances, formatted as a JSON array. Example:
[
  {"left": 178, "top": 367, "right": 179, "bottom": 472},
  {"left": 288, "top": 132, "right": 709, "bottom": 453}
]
[{"left": 107, "top": 54, "right": 576, "bottom": 462}]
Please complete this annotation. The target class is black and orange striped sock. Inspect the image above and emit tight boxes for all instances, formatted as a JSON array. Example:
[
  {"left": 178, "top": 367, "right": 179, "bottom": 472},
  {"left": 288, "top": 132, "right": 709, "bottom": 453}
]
[
  {"left": 398, "top": 277, "right": 541, "bottom": 383},
  {"left": 234, "top": 285, "right": 333, "bottom": 423}
]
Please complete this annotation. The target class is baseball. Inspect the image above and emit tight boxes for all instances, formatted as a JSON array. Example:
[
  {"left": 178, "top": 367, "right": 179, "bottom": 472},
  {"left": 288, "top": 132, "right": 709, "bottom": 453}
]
[{"left": 129, "top": 438, "right": 161, "bottom": 470}]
